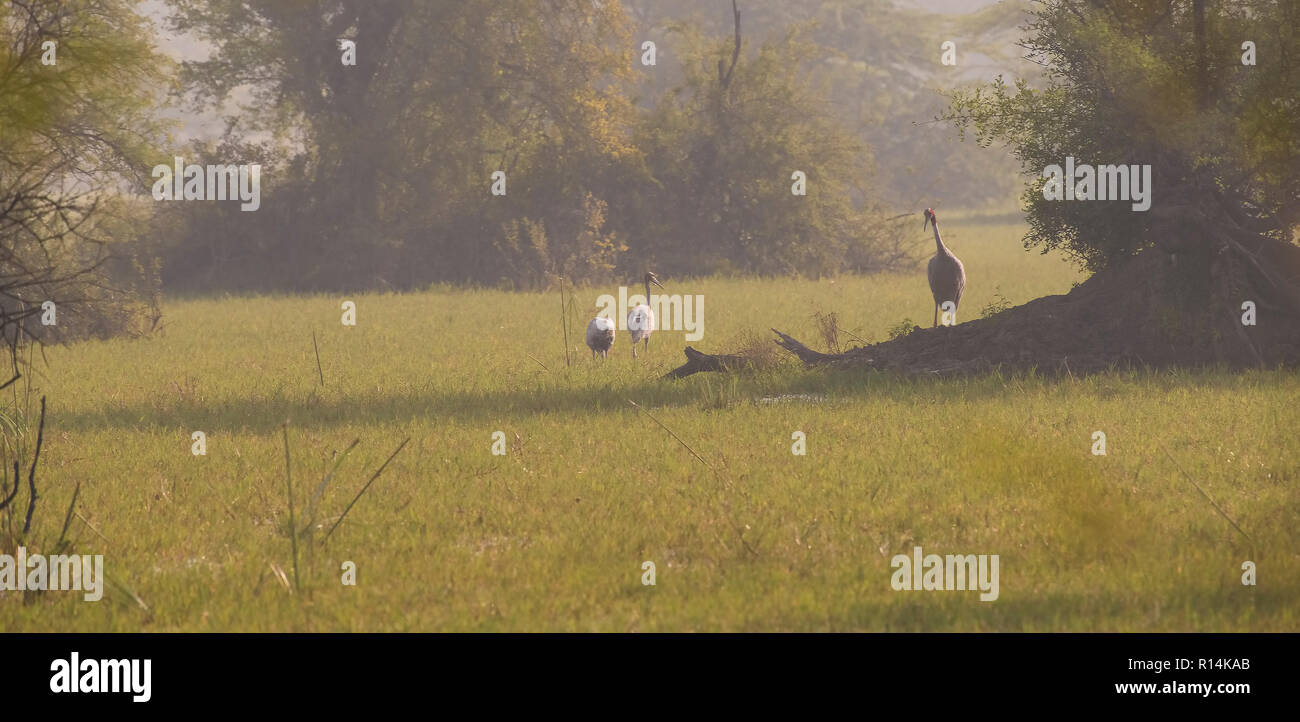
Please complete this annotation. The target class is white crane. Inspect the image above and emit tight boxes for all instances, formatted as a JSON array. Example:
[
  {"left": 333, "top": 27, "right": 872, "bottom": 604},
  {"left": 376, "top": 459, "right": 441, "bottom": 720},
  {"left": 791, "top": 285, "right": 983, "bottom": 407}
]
[
  {"left": 924, "top": 208, "right": 966, "bottom": 328},
  {"left": 627, "top": 271, "right": 664, "bottom": 358},
  {"left": 585, "top": 316, "right": 615, "bottom": 359}
]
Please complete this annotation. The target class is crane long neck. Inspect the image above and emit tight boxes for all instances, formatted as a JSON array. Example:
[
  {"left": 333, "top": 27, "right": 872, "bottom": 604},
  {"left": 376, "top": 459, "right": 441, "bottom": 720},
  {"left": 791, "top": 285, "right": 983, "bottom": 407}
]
[
  {"left": 932, "top": 220, "right": 947, "bottom": 255},
  {"left": 644, "top": 279, "right": 651, "bottom": 305}
]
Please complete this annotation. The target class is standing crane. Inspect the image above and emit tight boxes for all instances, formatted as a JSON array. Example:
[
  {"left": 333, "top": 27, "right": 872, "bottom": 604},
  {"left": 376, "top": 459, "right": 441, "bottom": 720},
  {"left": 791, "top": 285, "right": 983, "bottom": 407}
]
[
  {"left": 585, "top": 316, "right": 615, "bottom": 359},
  {"left": 628, "top": 271, "right": 664, "bottom": 358},
  {"left": 924, "top": 208, "right": 966, "bottom": 328}
]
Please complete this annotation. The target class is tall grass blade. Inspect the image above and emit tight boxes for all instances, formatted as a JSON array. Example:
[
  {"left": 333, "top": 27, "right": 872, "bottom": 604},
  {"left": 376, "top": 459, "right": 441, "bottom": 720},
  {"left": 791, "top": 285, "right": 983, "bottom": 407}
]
[
  {"left": 282, "top": 424, "right": 299, "bottom": 591},
  {"left": 322, "top": 437, "right": 410, "bottom": 544}
]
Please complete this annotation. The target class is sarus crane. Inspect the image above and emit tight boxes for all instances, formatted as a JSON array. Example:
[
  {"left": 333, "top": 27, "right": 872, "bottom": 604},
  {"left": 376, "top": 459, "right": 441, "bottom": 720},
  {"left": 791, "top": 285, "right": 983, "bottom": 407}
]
[
  {"left": 924, "top": 208, "right": 966, "bottom": 328},
  {"left": 628, "top": 271, "right": 664, "bottom": 358},
  {"left": 585, "top": 316, "right": 615, "bottom": 359}
]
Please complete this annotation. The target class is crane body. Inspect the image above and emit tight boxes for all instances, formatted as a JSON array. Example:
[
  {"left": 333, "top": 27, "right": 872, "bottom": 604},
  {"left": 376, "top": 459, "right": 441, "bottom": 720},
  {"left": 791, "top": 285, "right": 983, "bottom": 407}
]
[{"left": 924, "top": 208, "right": 966, "bottom": 328}]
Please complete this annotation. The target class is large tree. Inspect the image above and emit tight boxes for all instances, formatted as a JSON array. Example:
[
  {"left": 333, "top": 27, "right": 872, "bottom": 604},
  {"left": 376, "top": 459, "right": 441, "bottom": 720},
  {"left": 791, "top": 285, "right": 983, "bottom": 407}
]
[
  {"left": 165, "top": 0, "right": 638, "bottom": 290},
  {"left": 622, "top": 18, "right": 909, "bottom": 277},
  {"left": 697, "top": 0, "right": 1300, "bottom": 377},
  {"left": 622, "top": 0, "right": 1028, "bottom": 210},
  {"left": 943, "top": 0, "right": 1299, "bottom": 271},
  {"left": 0, "top": 0, "right": 169, "bottom": 346}
]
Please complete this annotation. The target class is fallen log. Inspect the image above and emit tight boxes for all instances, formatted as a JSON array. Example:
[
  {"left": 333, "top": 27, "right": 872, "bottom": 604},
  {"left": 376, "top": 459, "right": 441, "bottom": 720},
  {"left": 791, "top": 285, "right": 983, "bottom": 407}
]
[
  {"left": 772, "top": 327, "right": 1021, "bottom": 376},
  {"left": 771, "top": 328, "right": 842, "bottom": 364},
  {"left": 662, "top": 346, "right": 768, "bottom": 380}
]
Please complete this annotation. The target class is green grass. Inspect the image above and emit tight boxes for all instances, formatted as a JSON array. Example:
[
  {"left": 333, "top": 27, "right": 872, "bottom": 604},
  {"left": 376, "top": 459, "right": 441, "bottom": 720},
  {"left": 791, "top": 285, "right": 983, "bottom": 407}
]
[{"left": 4, "top": 222, "right": 1297, "bottom": 631}]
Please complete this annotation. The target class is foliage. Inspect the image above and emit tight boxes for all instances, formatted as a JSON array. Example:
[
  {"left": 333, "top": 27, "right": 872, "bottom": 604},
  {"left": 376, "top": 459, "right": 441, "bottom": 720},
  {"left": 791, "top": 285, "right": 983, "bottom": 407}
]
[
  {"left": 942, "top": 0, "right": 1300, "bottom": 271},
  {"left": 979, "top": 287, "right": 1011, "bottom": 318},
  {"left": 621, "top": 23, "right": 910, "bottom": 277},
  {"left": 0, "top": 0, "right": 169, "bottom": 343},
  {"left": 623, "top": 0, "right": 1026, "bottom": 209},
  {"left": 161, "top": 0, "right": 928, "bottom": 290},
  {"left": 887, "top": 317, "right": 919, "bottom": 341},
  {"left": 164, "top": 0, "right": 638, "bottom": 290}
]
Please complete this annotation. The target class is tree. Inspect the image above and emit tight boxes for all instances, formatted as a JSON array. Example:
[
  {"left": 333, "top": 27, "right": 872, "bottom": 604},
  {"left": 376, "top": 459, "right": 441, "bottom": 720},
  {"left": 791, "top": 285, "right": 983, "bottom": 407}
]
[
  {"left": 943, "top": 0, "right": 1299, "bottom": 271},
  {"left": 616, "top": 15, "right": 910, "bottom": 277},
  {"left": 0, "top": 0, "right": 169, "bottom": 348},
  {"left": 164, "top": 0, "right": 638, "bottom": 290},
  {"left": 622, "top": 0, "right": 1026, "bottom": 210},
  {"left": 680, "top": 0, "right": 1300, "bottom": 377}
]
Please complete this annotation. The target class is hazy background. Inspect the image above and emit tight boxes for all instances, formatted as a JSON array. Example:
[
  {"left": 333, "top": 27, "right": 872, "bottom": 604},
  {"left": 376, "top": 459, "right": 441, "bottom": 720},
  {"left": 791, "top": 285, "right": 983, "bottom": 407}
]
[
  {"left": 125, "top": 0, "right": 1044, "bottom": 294},
  {"left": 145, "top": 0, "right": 1036, "bottom": 208}
]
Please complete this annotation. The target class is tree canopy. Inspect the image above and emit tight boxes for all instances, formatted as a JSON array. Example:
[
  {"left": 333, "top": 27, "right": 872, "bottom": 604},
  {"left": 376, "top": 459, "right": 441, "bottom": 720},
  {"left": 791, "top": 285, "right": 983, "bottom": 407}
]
[
  {"left": 943, "top": 0, "right": 1299, "bottom": 271},
  {"left": 157, "top": 0, "right": 974, "bottom": 291},
  {"left": 0, "top": 0, "right": 170, "bottom": 343}
]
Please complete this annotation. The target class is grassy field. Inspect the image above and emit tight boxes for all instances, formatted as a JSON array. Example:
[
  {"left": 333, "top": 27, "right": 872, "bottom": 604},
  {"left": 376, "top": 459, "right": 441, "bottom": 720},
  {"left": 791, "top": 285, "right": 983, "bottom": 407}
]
[{"left": 4, "top": 221, "right": 1298, "bottom": 631}]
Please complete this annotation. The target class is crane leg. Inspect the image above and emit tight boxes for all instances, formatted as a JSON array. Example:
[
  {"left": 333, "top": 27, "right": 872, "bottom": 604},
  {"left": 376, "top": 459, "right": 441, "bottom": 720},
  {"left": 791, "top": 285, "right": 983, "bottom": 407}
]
[{"left": 933, "top": 304, "right": 938, "bottom": 328}]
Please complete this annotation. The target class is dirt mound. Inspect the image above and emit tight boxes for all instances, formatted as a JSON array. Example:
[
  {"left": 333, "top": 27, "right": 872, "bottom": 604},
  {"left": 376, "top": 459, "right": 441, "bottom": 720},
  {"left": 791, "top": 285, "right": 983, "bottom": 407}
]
[
  {"left": 667, "top": 235, "right": 1300, "bottom": 379},
  {"left": 775, "top": 236, "right": 1300, "bottom": 375}
]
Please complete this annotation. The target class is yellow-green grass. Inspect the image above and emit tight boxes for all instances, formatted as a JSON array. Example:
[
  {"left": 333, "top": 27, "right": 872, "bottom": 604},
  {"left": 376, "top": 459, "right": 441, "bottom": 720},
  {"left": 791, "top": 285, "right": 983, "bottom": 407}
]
[{"left": 4, "top": 222, "right": 1297, "bottom": 631}]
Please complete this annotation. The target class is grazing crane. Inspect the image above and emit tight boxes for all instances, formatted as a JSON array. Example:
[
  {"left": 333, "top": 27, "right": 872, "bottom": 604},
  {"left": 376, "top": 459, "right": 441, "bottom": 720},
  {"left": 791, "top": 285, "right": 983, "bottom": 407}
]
[
  {"left": 585, "top": 316, "right": 615, "bottom": 359},
  {"left": 924, "top": 208, "right": 966, "bottom": 328},
  {"left": 627, "top": 271, "right": 664, "bottom": 358}
]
